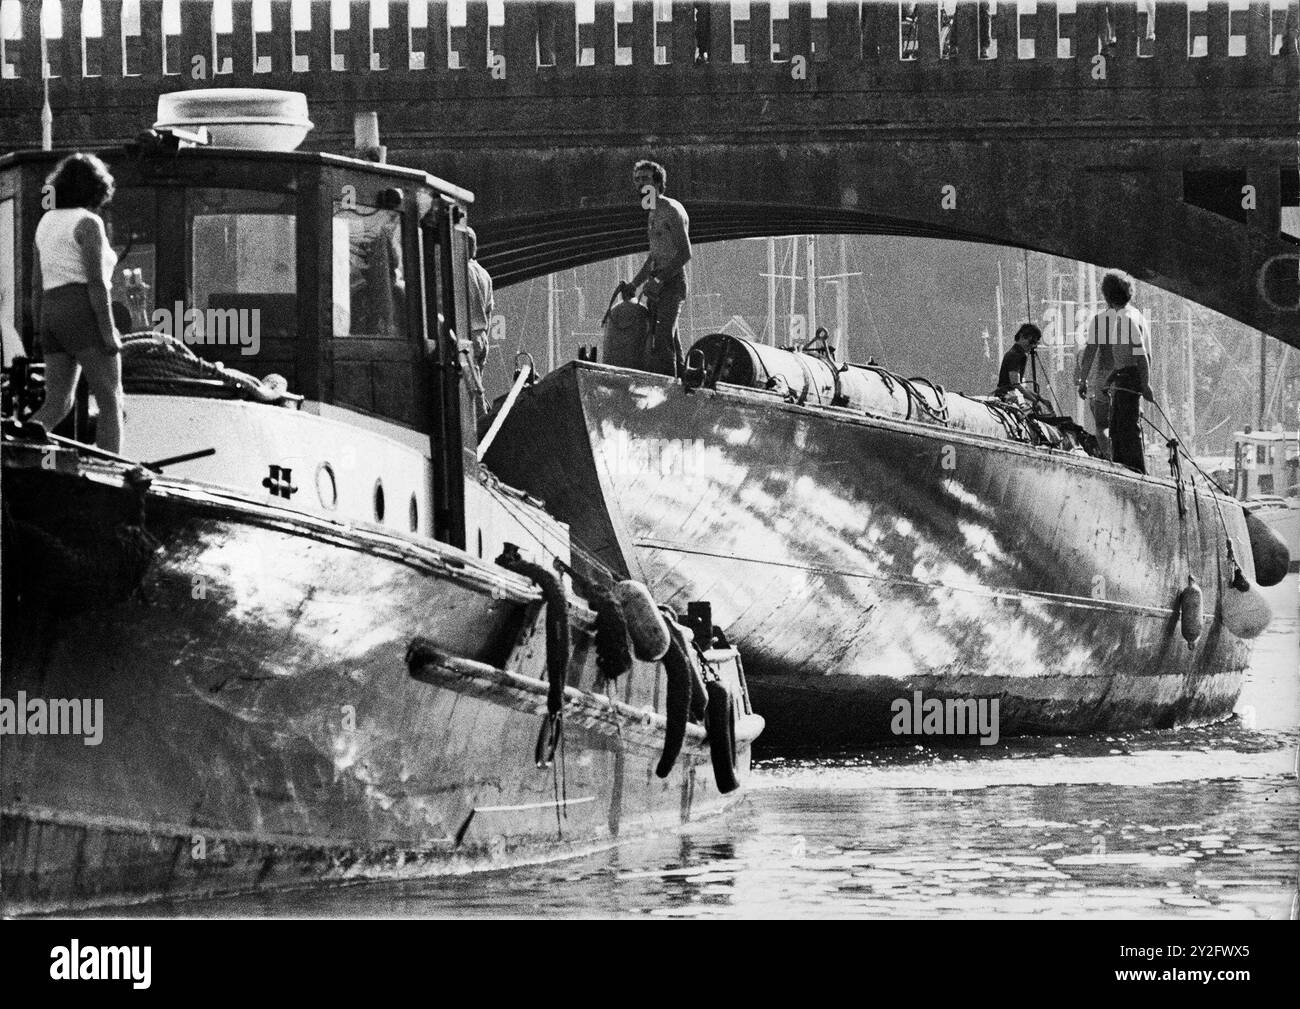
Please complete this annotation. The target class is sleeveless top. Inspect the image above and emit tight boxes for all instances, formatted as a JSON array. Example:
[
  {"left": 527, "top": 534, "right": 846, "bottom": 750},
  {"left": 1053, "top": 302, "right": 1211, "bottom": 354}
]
[{"left": 34, "top": 207, "right": 117, "bottom": 290}]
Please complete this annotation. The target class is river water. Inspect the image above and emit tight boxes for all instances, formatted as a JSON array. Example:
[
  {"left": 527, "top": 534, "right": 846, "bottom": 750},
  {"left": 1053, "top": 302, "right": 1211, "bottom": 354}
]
[{"left": 117, "top": 578, "right": 1300, "bottom": 919}]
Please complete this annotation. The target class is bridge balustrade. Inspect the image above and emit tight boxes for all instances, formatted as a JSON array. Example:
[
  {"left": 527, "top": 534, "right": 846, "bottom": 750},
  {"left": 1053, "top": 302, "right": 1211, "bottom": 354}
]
[{"left": 1, "top": 1, "right": 1295, "bottom": 92}]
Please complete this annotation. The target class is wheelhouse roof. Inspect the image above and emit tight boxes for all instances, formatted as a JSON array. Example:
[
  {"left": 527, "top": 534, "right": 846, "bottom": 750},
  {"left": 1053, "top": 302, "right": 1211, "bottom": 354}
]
[{"left": 0, "top": 144, "right": 473, "bottom": 206}]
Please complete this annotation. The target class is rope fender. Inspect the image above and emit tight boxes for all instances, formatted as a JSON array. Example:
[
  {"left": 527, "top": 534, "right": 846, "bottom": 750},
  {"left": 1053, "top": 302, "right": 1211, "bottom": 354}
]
[{"left": 584, "top": 582, "right": 634, "bottom": 679}]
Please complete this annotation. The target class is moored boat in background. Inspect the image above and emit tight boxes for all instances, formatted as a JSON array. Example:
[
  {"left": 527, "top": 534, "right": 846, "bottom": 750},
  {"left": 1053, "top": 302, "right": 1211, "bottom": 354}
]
[{"left": 1225, "top": 428, "right": 1300, "bottom": 575}]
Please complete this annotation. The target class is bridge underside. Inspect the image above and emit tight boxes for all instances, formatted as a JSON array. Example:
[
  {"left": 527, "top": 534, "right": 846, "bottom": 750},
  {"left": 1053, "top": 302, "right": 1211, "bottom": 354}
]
[
  {"left": 442, "top": 137, "right": 1299, "bottom": 347},
  {"left": 479, "top": 204, "right": 997, "bottom": 287}
]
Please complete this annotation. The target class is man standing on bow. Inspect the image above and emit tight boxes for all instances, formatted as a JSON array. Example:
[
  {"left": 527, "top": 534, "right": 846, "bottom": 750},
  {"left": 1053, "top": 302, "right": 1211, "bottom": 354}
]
[{"left": 620, "top": 160, "right": 691, "bottom": 377}]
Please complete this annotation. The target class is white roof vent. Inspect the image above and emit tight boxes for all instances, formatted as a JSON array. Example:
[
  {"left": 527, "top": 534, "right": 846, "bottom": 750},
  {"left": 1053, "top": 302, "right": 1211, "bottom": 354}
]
[{"left": 155, "top": 89, "right": 314, "bottom": 152}]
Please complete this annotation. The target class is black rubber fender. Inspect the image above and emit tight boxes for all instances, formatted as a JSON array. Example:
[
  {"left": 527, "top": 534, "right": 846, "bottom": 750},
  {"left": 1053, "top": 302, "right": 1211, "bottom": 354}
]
[
  {"left": 496, "top": 549, "right": 569, "bottom": 715},
  {"left": 655, "top": 629, "right": 693, "bottom": 778},
  {"left": 705, "top": 680, "right": 740, "bottom": 794},
  {"left": 1245, "top": 510, "right": 1290, "bottom": 587}
]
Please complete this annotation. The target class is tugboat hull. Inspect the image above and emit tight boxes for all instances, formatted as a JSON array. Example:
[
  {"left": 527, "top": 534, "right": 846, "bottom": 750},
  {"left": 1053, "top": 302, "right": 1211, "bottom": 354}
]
[
  {"left": 1, "top": 458, "right": 759, "bottom": 913},
  {"left": 484, "top": 363, "right": 1257, "bottom": 748}
]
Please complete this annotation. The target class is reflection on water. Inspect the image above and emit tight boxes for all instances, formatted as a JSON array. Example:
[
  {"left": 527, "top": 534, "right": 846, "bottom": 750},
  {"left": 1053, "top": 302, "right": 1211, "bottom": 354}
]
[{"left": 115, "top": 579, "right": 1300, "bottom": 919}]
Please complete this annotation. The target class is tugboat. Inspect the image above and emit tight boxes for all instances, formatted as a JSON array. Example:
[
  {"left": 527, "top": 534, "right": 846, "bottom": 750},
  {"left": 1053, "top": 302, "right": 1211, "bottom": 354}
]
[
  {"left": 484, "top": 327, "right": 1276, "bottom": 749},
  {"left": 1224, "top": 428, "right": 1300, "bottom": 576},
  {"left": 0, "top": 91, "right": 761, "bottom": 914}
]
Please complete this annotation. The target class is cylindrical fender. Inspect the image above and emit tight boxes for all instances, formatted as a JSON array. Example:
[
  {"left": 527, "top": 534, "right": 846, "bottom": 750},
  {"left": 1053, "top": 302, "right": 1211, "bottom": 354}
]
[
  {"left": 613, "top": 579, "right": 671, "bottom": 661},
  {"left": 1179, "top": 575, "right": 1203, "bottom": 651},
  {"left": 705, "top": 680, "right": 740, "bottom": 795}
]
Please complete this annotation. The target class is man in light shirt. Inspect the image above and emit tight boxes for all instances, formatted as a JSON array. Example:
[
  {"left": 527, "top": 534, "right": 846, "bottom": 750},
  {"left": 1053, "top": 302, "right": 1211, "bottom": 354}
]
[
  {"left": 1076, "top": 269, "right": 1154, "bottom": 474},
  {"left": 464, "top": 226, "right": 494, "bottom": 368},
  {"left": 620, "top": 159, "right": 691, "bottom": 377}
]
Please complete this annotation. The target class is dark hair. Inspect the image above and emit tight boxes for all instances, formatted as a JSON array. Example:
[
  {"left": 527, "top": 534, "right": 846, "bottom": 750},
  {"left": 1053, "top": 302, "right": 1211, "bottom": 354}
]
[
  {"left": 633, "top": 159, "right": 666, "bottom": 191},
  {"left": 1014, "top": 323, "right": 1042, "bottom": 345},
  {"left": 1100, "top": 270, "right": 1133, "bottom": 307},
  {"left": 46, "top": 153, "right": 115, "bottom": 210}
]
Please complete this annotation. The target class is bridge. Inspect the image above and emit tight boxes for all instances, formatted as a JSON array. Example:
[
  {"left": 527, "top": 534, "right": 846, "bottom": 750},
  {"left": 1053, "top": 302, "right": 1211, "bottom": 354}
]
[{"left": 2, "top": 1, "right": 1298, "bottom": 345}]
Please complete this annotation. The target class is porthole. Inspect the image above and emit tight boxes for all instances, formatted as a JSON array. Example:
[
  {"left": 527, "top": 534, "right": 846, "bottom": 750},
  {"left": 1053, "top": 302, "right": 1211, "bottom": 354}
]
[
  {"left": 408, "top": 493, "right": 419, "bottom": 533},
  {"left": 373, "top": 479, "right": 385, "bottom": 523},
  {"left": 316, "top": 462, "right": 338, "bottom": 510}
]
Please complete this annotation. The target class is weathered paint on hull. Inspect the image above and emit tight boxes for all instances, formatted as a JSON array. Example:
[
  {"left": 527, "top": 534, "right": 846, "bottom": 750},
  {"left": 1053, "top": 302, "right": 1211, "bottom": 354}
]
[
  {"left": 483, "top": 363, "right": 1255, "bottom": 748},
  {"left": 0, "top": 461, "right": 756, "bottom": 914}
]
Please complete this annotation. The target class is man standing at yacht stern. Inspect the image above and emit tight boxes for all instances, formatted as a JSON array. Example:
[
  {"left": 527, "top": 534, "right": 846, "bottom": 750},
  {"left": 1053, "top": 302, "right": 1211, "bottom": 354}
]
[
  {"left": 1076, "top": 270, "right": 1154, "bottom": 474},
  {"left": 621, "top": 160, "right": 691, "bottom": 377}
]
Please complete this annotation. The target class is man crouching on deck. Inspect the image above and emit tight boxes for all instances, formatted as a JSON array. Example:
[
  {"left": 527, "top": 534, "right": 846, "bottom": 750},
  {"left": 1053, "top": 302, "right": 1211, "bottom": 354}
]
[{"left": 619, "top": 160, "right": 691, "bottom": 377}]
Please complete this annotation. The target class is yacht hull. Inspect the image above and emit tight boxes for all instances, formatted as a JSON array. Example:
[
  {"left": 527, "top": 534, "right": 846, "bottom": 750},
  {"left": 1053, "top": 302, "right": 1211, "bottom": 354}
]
[{"left": 483, "top": 363, "right": 1256, "bottom": 748}]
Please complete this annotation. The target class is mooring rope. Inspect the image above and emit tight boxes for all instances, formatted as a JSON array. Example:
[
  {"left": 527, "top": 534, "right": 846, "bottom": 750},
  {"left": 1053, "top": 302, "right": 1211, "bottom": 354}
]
[{"left": 633, "top": 538, "right": 1177, "bottom": 619}]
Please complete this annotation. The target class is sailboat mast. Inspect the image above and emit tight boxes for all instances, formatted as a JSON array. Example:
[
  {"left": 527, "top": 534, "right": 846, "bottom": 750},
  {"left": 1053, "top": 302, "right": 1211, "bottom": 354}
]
[
  {"left": 767, "top": 236, "right": 777, "bottom": 347},
  {"left": 1185, "top": 302, "right": 1195, "bottom": 453},
  {"left": 805, "top": 235, "right": 817, "bottom": 342},
  {"left": 788, "top": 236, "right": 798, "bottom": 344},
  {"left": 995, "top": 261, "right": 1005, "bottom": 361},
  {"left": 546, "top": 271, "right": 556, "bottom": 374},
  {"left": 819, "top": 236, "right": 860, "bottom": 361},
  {"left": 40, "top": 28, "right": 52, "bottom": 150},
  {"left": 838, "top": 235, "right": 848, "bottom": 360},
  {"left": 1155, "top": 289, "right": 1168, "bottom": 414},
  {"left": 546, "top": 270, "right": 557, "bottom": 372},
  {"left": 1259, "top": 331, "right": 1267, "bottom": 429}
]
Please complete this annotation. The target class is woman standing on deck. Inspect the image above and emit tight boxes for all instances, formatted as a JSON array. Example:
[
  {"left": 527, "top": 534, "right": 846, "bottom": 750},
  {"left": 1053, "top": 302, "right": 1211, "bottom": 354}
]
[{"left": 27, "top": 153, "right": 124, "bottom": 453}]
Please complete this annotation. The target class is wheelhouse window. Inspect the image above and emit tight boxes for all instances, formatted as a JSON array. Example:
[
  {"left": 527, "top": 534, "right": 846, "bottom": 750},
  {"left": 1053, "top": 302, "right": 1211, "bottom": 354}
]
[
  {"left": 332, "top": 199, "right": 406, "bottom": 339},
  {"left": 187, "top": 188, "right": 297, "bottom": 373},
  {"left": 103, "top": 187, "right": 157, "bottom": 334}
]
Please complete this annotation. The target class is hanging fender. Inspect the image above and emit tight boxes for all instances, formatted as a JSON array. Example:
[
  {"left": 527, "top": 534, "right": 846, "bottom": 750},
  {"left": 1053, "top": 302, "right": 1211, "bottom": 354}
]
[
  {"left": 705, "top": 680, "right": 740, "bottom": 795},
  {"left": 613, "top": 579, "right": 671, "bottom": 661},
  {"left": 655, "top": 619, "right": 695, "bottom": 778},
  {"left": 496, "top": 545, "right": 570, "bottom": 768},
  {"left": 1178, "top": 575, "right": 1203, "bottom": 651},
  {"left": 1244, "top": 510, "right": 1290, "bottom": 588}
]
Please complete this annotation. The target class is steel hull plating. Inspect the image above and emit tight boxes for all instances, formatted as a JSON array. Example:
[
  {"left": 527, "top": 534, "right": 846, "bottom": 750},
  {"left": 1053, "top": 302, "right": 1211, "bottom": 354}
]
[
  {"left": 1, "top": 460, "right": 756, "bottom": 914},
  {"left": 484, "top": 363, "right": 1256, "bottom": 748}
]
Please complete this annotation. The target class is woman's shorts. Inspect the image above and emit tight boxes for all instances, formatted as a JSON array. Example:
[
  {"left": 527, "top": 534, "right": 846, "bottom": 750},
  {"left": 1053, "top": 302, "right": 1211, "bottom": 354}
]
[{"left": 40, "top": 284, "right": 111, "bottom": 356}]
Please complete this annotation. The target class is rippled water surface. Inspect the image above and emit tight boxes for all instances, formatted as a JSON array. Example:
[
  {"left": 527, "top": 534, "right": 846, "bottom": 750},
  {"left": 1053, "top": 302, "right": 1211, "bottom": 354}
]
[{"left": 122, "top": 579, "right": 1300, "bottom": 919}]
